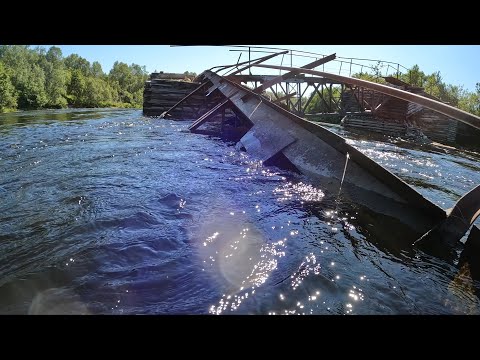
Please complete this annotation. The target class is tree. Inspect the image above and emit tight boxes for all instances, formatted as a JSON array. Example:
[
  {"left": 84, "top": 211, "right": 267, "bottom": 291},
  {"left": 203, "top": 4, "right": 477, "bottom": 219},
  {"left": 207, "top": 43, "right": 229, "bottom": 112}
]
[
  {"left": 352, "top": 62, "right": 387, "bottom": 85},
  {"left": 91, "top": 61, "right": 104, "bottom": 77},
  {"left": 64, "top": 54, "right": 91, "bottom": 76},
  {"left": 458, "top": 84, "right": 480, "bottom": 116},
  {"left": 16, "top": 64, "right": 48, "bottom": 109},
  {"left": 83, "top": 77, "right": 118, "bottom": 107},
  {"left": 43, "top": 62, "right": 68, "bottom": 108},
  {"left": 0, "top": 62, "right": 17, "bottom": 111},
  {"left": 401, "top": 64, "right": 426, "bottom": 87},
  {"left": 424, "top": 71, "right": 446, "bottom": 98},
  {"left": 108, "top": 61, "right": 148, "bottom": 106},
  {"left": 42, "top": 47, "right": 68, "bottom": 108},
  {"left": 68, "top": 69, "right": 86, "bottom": 107},
  {"left": 184, "top": 71, "right": 197, "bottom": 81},
  {"left": 46, "top": 46, "right": 63, "bottom": 64}
]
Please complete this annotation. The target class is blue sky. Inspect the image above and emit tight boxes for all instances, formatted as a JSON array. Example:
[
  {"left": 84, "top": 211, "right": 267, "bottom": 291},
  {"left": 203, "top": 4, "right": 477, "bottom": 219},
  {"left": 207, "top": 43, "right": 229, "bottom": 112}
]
[{"left": 49, "top": 45, "right": 480, "bottom": 92}]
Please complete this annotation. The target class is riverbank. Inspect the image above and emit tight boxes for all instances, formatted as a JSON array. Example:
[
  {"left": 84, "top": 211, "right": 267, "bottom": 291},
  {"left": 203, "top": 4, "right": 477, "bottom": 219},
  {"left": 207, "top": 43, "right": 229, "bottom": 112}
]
[{"left": 0, "top": 104, "right": 142, "bottom": 114}]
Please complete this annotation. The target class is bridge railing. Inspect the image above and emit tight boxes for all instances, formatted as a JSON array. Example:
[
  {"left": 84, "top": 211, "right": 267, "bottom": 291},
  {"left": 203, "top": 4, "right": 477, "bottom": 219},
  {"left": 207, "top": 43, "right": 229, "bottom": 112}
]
[{"left": 221, "top": 45, "right": 410, "bottom": 82}]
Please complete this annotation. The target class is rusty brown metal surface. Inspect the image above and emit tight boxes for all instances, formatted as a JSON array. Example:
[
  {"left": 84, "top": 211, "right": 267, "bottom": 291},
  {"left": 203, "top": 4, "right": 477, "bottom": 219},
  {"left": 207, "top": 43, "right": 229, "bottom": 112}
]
[
  {"left": 230, "top": 74, "right": 342, "bottom": 85},
  {"left": 253, "top": 63, "right": 480, "bottom": 131},
  {"left": 253, "top": 53, "right": 336, "bottom": 93},
  {"left": 383, "top": 76, "right": 423, "bottom": 90}
]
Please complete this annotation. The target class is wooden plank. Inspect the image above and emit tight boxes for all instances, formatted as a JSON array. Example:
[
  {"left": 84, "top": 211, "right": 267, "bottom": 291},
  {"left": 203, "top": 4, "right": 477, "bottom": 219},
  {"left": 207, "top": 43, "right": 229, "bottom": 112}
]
[{"left": 150, "top": 72, "right": 186, "bottom": 80}]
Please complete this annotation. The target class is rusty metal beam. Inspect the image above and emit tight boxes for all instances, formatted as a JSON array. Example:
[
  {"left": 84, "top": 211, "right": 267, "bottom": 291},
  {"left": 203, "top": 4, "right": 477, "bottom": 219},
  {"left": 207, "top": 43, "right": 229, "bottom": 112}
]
[
  {"left": 188, "top": 98, "right": 231, "bottom": 131},
  {"left": 253, "top": 63, "right": 480, "bottom": 131},
  {"left": 272, "top": 92, "right": 297, "bottom": 104},
  {"left": 226, "top": 50, "right": 289, "bottom": 77},
  {"left": 209, "top": 57, "right": 264, "bottom": 73},
  {"left": 253, "top": 53, "right": 336, "bottom": 93},
  {"left": 229, "top": 74, "right": 342, "bottom": 85},
  {"left": 384, "top": 76, "right": 423, "bottom": 91},
  {"left": 229, "top": 74, "right": 277, "bottom": 83},
  {"left": 160, "top": 81, "right": 210, "bottom": 118},
  {"left": 208, "top": 51, "right": 287, "bottom": 74}
]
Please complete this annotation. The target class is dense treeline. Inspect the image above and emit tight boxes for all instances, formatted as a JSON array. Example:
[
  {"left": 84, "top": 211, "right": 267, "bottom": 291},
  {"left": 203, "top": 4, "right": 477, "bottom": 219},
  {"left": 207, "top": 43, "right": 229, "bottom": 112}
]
[
  {"left": 0, "top": 45, "right": 149, "bottom": 112},
  {"left": 306, "top": 63, "right": 480, "bottom": 115}
]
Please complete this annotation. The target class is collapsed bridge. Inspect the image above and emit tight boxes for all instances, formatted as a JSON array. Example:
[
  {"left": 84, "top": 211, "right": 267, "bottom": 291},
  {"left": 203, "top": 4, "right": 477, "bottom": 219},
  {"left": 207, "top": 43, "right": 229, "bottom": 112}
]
[{"left": 143, "top": 47, "right": 480, "bottom": 273}]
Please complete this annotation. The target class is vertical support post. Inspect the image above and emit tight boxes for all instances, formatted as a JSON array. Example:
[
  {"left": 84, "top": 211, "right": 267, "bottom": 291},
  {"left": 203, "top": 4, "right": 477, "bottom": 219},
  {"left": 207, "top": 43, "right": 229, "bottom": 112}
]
[
  {"left": 361, "top": 88, "right": 364, "bottom": 111},
  {"left": 340, "top": 83, "right": 345, "bottom": 114},
  {"left": 286, "top": 81, "right": 290, "bottom": 111},
  {"left": 349, "top": 59, "right": 352, "bottom": 77},
  {"left": 329, "top": 83, "right": 333, "bottom": 112},
  {"left": 298, "top": 82, "right": 302, "bottom": 114},
  {"left": 397, "top": 64, "right": 400, "bottom": 79},
  {"left": 280, "top": 53, "right": 285, "bottom": 76},
  {"left": 249, "top": 47, "right": 251, "bottom": 76}
]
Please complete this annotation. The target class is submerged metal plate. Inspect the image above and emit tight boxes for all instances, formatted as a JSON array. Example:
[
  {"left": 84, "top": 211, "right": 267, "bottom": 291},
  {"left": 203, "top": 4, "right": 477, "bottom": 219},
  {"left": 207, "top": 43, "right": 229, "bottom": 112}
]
[{"left": 239, "top": 120, "right": 296, "bottom": 162}]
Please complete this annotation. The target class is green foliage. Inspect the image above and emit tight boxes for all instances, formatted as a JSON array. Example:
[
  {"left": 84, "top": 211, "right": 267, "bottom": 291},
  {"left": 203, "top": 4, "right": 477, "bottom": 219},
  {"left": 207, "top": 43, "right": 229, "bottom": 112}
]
[
  {"left": 68, "top": 69, "right": 86, "bottom": 106},
  {"left": 352, "top": 63, "right": 480, "bottom": 116},
  {"left": 458, "top": 83, "right": 480, "bottom": 115},
  {"left": 0, "top": 45, "right": 159, "bottom": 112},
  {"left": 401, "top": 64, "right": 425, "bottom": 87},
  {"left": 108, "top": 61, "right": 148, "bottom": 106},
  {"left": 64, "top": 53, "right": 91, "bottom": 76},
  {"left": 305, "top": 86, "right": 342, "bottom": 113},
  {"left": 184, "top": 71, "right": 197, "bottom": 81},
  {"left": 91, "top": 61, "right": 104, "bottom": 77},
  {"left": 0, "top": 62, "right": 17, "bottom": 111},
  {"left": 43, "top": 46, "right": 68, "bottom": 107},
  {"left": 16, "top": 64, "right": 48, "bottom": 109}
]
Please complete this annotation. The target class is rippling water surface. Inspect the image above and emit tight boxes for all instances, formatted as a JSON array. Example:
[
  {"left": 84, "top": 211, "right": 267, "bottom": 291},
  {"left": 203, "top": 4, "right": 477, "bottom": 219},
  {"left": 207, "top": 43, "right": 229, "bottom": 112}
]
[{"left": 1, "top": 108, "right": 480, "bottom": 314}]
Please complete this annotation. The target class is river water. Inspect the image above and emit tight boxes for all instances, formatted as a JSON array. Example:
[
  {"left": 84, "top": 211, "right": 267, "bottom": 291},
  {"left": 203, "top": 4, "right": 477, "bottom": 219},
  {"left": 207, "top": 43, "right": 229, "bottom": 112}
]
[{"left": 1, "top": 108, "right": 480, "bottom": 315}]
